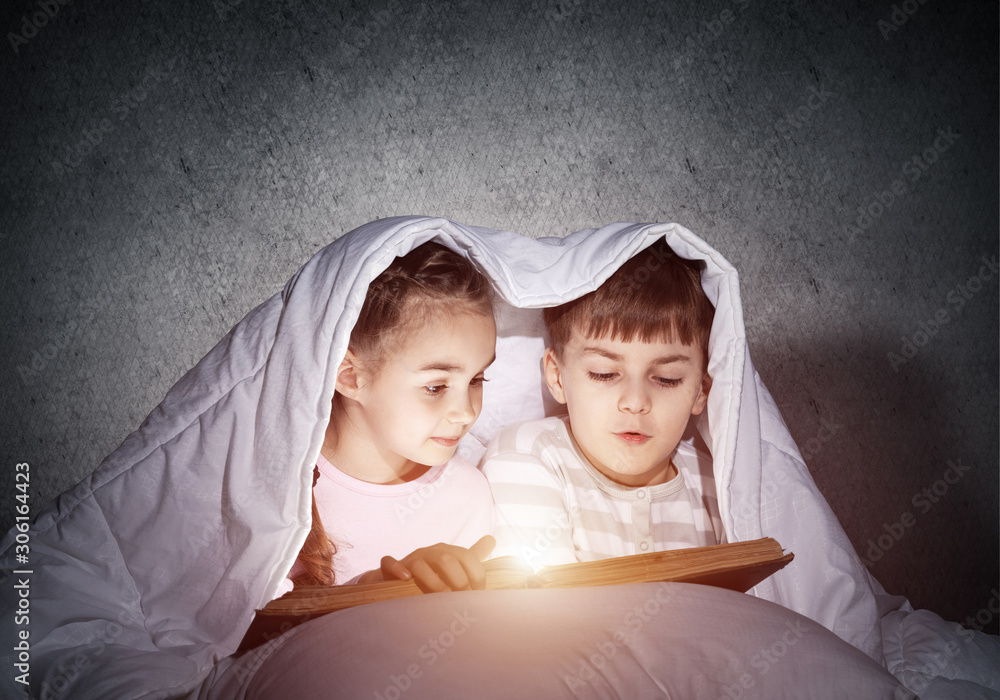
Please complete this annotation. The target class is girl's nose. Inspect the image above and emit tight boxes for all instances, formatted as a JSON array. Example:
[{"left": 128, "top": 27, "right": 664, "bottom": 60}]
[{"left": 448, "top": 389, "right": 478, "bottom": 424}]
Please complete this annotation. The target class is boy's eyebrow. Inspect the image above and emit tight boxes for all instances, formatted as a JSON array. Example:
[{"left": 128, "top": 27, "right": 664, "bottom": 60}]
[
  {"left": 582, "top": 347, "right": 693, "bottom": 365},
  {"left": 652, "top": 354, "right": 693, "bottom": 365},
  {"left": 582, "top": 347, "right": 624, "bottom": 361}
]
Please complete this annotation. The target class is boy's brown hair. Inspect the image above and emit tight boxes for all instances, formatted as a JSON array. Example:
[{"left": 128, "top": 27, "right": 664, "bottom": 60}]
[{"left": 543, "top": 239, "right": 714, "bottom": 364}]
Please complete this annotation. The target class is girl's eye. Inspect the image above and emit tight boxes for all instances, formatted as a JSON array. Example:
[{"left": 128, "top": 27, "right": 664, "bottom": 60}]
[
  {"left": 424, "top": 384, "right": 447, "bottom": 396},
  {"left": 470, "top": 375, "right": 488, "bottom": 388},
  {"left": 655, "top": 377, "right": 683, "bottom": 388},
  {"left": 587, "top": 371, "right": 617, "bottom": 383}
]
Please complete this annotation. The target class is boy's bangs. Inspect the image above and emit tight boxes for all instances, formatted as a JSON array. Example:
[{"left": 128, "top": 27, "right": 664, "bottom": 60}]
[{"left": 581, "top": 295, "right": 704, "bottom": 349}]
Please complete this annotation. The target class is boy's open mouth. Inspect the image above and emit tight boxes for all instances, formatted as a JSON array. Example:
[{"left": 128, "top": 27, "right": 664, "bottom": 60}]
[{"left": 615, "top": 431, "right": 650, "bottom": 445}]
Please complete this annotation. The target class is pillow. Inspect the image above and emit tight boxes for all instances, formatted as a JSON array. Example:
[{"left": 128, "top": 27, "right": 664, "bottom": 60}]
[
  {"left": 201, "top": 582, "right": 914, "bottom": 699},
  {"left": 882, "top": 608, "right": 1000, "bottom": 698}
]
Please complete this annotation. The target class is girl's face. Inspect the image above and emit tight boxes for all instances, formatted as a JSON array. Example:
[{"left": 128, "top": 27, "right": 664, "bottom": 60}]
[{"left": 333, "top": 309, "right": 496, "bottom": 483}]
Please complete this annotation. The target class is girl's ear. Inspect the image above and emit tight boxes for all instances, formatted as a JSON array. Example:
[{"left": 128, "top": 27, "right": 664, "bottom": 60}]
[
  {"left": 543, "top": 347, "right": 568, "bottom": 405},
  {"left": 690, "top": 372, "right": 712, "bottom": 416},
  {"left": 335, "top": 350, "right": 364, "bottom": 399}
]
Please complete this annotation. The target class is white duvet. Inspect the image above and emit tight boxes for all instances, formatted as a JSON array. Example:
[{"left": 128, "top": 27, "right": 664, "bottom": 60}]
[{"left": 1, "top": 217, "right": 997, "bottom": 699}]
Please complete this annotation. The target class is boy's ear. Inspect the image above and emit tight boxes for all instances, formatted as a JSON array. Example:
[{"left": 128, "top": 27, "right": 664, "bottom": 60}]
[
  {"left": 542, "top": 347, "right": 568, "bottom": 405},
  {"left": 691, "top": 372, "right": 712, "bottom": 416},
  {"left": 335, "top": 350, "right": 365, "bottom": 399}
]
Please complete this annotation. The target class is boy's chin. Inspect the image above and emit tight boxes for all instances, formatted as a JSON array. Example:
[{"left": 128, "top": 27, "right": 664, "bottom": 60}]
[
  {"left": 597, "top": 460, "right": 676, "bottom": 488},
  {"left": 605, "top": 472, "right": 662, "bottom": 488}
]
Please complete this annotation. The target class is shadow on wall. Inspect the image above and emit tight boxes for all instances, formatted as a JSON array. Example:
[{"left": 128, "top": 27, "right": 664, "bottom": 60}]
[{"left": 762, "top": 324, "right": 998, "bottom": 634}]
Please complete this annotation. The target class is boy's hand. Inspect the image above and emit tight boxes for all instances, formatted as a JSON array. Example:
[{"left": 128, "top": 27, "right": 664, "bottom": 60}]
[{"left": 372, "top": 535, "right": 496, "bottom": 592}]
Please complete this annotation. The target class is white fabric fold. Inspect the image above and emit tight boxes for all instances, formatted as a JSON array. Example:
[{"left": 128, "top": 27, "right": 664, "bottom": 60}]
[{"left": 2, "top": 216, "right": 959, "bottom": 698}]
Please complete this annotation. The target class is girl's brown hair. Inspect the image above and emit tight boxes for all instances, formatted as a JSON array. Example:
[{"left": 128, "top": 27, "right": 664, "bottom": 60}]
[
  {"left": 349, "top": 240, "right": 496, "bottom": 373},
  {"left": 292, "top": 240, "right": 495, "bottom": 587},
  {"left": 291, "top": 483, "right": 336, "bottom": 587}
]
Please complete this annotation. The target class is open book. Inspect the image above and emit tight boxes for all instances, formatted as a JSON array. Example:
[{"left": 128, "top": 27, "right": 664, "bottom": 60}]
[{"left": 238, "top": 537, "right": 793, "bottom": 652}]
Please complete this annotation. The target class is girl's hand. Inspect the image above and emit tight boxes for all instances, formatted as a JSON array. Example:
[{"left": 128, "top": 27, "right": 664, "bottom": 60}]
[{"left": 371, "top": 535, "right": 496, "bottom": 592}]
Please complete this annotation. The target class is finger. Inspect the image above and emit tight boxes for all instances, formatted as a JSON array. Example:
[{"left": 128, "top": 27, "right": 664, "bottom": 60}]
[
  {"left": 462, "top": 554, "right": 488, "bottom": 590},
  {"left": 380, "top": 555, "right": 412, "bottom": 582},
  {"left": 469, "top": 534, "right": 496, "bottom": 561},
  {"left": 407, "top": 558, "right": 450, "bottom": 593},
  {"left": 432, "top": 552, "right": 474, "bottom": 591}
]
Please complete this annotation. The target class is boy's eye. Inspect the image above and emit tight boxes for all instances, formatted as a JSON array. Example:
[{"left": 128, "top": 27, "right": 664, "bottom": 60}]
[
  {"left": 654, "top": 377, "right": 683, "bottom": 388},
  {"left": 587, "top": 371, "right": 617, "bottom": 383}
]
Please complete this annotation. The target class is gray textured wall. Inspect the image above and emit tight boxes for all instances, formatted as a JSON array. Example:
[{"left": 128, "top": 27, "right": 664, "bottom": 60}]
[{"left": 1, "top": 0, "right": 996, "bottom": 633}]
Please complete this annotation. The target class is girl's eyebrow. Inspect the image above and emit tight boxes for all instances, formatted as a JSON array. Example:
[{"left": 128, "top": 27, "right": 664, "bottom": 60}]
[
  {"left": 418, "top": 354, "right": 496, "bottom": 373},
  {"left": 417, "top": 362, "right": 463, "bottom": 372}
]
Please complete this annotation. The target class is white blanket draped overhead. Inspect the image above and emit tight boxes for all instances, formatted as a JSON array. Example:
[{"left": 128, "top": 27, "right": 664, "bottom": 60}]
[{"left": 2, "top": 217, "right": 889, "bottom": 697}]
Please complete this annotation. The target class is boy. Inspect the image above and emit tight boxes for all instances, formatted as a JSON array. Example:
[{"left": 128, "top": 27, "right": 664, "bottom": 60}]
[{"left": 481, "top": 240, "right": 724, "bottom": 570}]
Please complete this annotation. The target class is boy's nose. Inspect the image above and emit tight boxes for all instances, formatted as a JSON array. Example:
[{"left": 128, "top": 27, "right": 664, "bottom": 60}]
[{"left": 618, "top": 380, "right": 651, "bottom": 414}]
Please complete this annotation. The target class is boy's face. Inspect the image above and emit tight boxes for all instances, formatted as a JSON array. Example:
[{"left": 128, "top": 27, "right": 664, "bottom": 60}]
[{"left": 543, "top": 329, "right": 710, "bottom": 488}]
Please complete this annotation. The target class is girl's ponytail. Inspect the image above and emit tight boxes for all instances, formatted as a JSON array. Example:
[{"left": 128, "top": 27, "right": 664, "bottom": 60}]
[{"left": 290, "top": 493, "right": 336, "bottom": 587}]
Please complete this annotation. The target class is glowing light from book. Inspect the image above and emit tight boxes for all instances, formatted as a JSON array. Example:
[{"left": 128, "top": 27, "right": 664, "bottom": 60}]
[{"left": 516, "top": 551, "right": 544, "bottom": 573}]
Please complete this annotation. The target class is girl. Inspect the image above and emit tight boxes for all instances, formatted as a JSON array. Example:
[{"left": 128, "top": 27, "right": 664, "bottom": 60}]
[{"left": 285, "top": 241, "right": 497, "bottom": 594}]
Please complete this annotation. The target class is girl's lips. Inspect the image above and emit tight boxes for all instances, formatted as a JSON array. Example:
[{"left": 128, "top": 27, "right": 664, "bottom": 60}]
[
  {"left": 431, "top": 436, "right": 461, "bottom": 447},
  {"left": 615, "top": 432, "right": 650, "bottom": 445}
]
